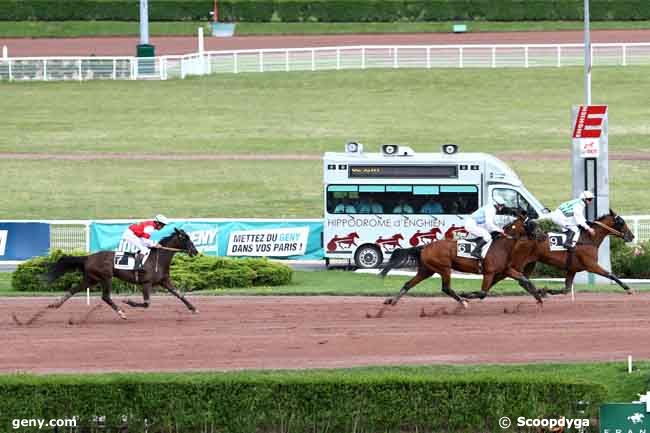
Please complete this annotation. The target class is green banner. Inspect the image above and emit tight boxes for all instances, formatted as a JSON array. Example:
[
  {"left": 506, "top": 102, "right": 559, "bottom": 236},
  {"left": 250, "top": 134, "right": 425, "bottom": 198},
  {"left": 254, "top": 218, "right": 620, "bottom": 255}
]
[{"left": 600, "top": 403, "right": 650, "bottom": 433}]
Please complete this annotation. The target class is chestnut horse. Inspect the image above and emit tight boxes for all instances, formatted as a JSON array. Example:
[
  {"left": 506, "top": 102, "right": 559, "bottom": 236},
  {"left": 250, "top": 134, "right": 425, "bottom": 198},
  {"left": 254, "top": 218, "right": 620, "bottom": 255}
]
[
  {"left": 46, "top": 228, "right": 199, "bottom": 319},
  {"left": 509, "top": 209, "right": 636, "bottom": 295},
  {"left": 381, "top": 213, "right": 542, "bottom": 308}
]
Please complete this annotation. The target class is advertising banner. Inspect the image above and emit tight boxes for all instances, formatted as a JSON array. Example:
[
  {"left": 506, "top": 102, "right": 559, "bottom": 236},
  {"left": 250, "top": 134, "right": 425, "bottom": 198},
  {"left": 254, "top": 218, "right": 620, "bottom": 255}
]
[
  {"left": 0, "top": 222, "right": 50, "bottom": 260},
  {"left": 90, "top": 220, "right": 323, "bottom": 260}
]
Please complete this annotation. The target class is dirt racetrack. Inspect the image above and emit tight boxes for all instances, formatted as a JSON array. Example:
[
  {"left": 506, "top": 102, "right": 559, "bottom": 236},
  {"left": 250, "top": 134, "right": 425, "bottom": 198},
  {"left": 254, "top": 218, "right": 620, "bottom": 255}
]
[{"left": 2, "top": 293, "right": 649, "bottom": 374}]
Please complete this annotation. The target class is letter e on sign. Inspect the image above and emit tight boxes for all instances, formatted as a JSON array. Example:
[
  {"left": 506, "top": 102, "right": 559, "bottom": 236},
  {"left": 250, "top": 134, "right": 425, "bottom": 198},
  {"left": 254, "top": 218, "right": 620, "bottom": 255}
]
[{"left": 573, "top": 105, "right": 607, "bottom": 139}]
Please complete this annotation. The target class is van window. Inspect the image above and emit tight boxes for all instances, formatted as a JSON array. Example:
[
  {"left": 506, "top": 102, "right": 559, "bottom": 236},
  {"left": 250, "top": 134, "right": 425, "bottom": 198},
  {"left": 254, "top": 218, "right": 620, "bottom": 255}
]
[
  {"left": 326, "top": 184, "right": 478, "bottom": 215},
  {"left": 492, "top": 188, "right": 538, "bottom": 218}
]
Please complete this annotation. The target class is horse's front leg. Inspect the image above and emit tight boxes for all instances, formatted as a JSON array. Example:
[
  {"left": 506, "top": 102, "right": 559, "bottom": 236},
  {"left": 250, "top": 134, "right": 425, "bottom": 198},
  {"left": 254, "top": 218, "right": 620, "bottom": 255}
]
[
  {"left": 123, "top": 283, "right": 151, "bottom": 308},
  {"left": 583, "top": 261, "right": 635, "bottom": 294},
  {"left": 161, "top": 278, "right": 198, "bottom": 313}
]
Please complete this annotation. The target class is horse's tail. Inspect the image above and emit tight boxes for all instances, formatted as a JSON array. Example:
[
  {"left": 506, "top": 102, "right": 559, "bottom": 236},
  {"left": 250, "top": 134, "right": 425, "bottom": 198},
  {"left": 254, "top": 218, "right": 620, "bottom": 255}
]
[
  {"left": 379, "top": 246, "right": 422, "bottom": 278},
  {"left": 47, "top": 255, "right": 87, "bottom": 283}
]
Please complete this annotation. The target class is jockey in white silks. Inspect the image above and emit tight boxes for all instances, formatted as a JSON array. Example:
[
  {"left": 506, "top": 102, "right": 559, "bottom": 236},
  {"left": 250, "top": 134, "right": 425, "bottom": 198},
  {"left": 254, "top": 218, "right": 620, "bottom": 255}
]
[
  {"left": 463, "top": 197, "right": 507, "bottom": 259},
  {"left": 538, "top": 191, "right": 596, "bottom": 250},
  {"left": 120, "top": 214, "right": 170, "bottom": 270}
]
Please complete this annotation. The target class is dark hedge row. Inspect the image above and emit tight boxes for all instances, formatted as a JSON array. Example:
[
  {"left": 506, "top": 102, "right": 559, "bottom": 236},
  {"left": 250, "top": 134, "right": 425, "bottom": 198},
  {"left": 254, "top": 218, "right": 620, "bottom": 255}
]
[
  {"left": 11, "top": 250, "right": 292, "bottom": 292},
  {"left": 0, "top": 372, "right": 605, "bottom": 432},
  {"left": 2, "top": 0, "right": 650, "bottom": 22}
]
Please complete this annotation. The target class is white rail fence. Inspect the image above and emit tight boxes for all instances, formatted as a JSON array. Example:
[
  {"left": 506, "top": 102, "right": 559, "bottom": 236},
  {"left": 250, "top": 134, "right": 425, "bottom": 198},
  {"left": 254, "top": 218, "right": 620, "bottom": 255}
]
[
  {"left": 40, "top": 215, "right": 650, "bottom": 252},
  {"left": 1, "top": 43, "right": 650, "bottom": 82}
]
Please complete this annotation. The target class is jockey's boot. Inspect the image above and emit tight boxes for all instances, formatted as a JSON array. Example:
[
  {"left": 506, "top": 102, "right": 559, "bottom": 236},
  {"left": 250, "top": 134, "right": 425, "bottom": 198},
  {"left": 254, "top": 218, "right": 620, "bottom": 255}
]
[
  {"left": 471, "top": 239, "right": 486, "bottom": 259},
  {"left": 563, "top": 231, "right": 576, "bottom": 251},
  {"left": 134, "top": 252, "right": 145, "bottom": 271}
]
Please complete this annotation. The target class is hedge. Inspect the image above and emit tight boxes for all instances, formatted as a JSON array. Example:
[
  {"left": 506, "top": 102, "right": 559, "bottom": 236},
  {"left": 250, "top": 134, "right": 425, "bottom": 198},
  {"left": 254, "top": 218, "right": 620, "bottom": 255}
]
[
  {"left": 0, "top": 371, "right": 606, "bottom": 432},
  {"left": 2, "top": 0, "right": 650, "bottom": 22},
  {"left": 11, "top": 250, "right": 292, "bottom": 292}
]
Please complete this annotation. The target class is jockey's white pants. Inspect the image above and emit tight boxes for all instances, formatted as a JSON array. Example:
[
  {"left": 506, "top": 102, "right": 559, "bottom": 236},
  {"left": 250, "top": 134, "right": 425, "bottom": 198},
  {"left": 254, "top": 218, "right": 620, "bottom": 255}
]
[
  {"left": 464, "top": 218, "right": 492, "bottom": 242},
  {"left": 539, "top": 210, "right": 580, "bottom": 241},
  {"left": 121, "top": 229, "right": 153, "bottom": 255}
]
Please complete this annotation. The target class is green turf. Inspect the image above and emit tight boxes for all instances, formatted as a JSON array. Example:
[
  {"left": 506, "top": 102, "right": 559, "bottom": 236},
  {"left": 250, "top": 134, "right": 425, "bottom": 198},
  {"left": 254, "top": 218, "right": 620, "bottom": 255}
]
[
  {"left": 0, "top": 158, "right": 648, "bottom": 219},
  {"left": 1, "top": 68, "right": 649, "bottom": 218},
  {"left": 1, "top": 269, "right": 646, "bottom": 297},
  {"left": 2, "top": 68, "right": 649, "bottom": 155},
  {"left": 1, "top": 20, "right": 650, "bottom": 37}
]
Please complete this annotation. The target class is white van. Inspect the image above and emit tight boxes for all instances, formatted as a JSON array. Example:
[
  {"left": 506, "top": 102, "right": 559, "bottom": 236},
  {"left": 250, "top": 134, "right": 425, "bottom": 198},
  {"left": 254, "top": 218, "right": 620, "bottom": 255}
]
[{"left": 323, "top": 143, "right": 547, "bottom": 268}]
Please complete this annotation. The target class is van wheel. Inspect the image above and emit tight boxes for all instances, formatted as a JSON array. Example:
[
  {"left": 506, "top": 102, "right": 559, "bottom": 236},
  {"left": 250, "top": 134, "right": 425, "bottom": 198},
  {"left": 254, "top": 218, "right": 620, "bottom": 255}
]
[{"left": 354, "top": 245, "right": 383, "bottom": 269}]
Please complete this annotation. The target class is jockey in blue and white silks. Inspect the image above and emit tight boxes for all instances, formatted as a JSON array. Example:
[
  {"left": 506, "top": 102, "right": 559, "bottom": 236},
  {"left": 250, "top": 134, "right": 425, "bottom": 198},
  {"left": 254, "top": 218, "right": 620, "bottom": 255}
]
[
  {"left": 464, "top": 197, "right": 507, "bottom": 259},
  {"left": 539, "top": 190, "right": 595, "bottom": 250}
]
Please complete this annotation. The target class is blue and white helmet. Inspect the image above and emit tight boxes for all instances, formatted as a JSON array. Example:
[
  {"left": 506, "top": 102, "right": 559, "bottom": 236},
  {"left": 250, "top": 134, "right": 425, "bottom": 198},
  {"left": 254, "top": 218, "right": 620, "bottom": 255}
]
[{"left": 493, "top": 196, "right": 506, "bottom": 207}]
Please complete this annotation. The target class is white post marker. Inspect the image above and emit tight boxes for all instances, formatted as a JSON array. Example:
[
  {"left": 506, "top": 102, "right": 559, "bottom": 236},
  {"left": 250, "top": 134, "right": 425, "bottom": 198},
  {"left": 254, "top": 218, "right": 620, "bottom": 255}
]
[
  {"left": 571, "top": 283, "right": 575, "bottom": 303},
  {"left": 628, "top": 355, "right": 633, "bottom": 374},
  {"left": 198, "top": 27, "right": 205, "bottom": 75},
  {"left": 2, "top": 46, "right": 7, "bottom": 58},
  {"left": 87, "top": 288, "right": 90, "bottom": 306}
]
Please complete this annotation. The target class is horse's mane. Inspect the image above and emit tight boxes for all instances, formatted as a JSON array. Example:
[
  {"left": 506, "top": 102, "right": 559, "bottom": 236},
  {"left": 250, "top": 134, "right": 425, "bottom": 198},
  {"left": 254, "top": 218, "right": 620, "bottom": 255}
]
[{"left": 159, "top": 230, "right": 179, "bottom": 245}]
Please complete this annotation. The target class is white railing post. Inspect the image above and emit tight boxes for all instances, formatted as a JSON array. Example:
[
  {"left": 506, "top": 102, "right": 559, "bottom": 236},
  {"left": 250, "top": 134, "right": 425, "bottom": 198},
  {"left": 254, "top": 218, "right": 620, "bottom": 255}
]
[
  {"left": 259, "top": 51, "right": 264, "bottom": 72},
  {"left": 393, "top": 47, "right": 398, "bottom": 68},
  {"left": 8, "top": 59, "right": 12, "bottom": 81},
  {"left": 459, "top": 47, "right": 464, "bottom": 68},
  {"left": 159, "top": 57, "right": 164, "bottom": 80},
  {"left": 85, "top": 222, "right": 91, "bottom": 253},
  {"left": 557, "top": 46, "right": 561, "bottom": 67},
  {"left": 362, "top": 47, "right": 366, "bottom": 69},
  {"left": 525, "top": 46, "right": 529, "bottom": 68},
  {"left": 634, "top": 218, "right": 639, "bottom": 243},
  {"left": 43, "top": 59, "right": 47, "bottom": 81},
  {"left": 131, "top": 58, "right": 136, "bottom": 80},
  {"left": 78, "top": 59, "right": 82, "bottom": 81},
  {"left": 180, "top": 58, "right": 185, "bottom": 79},
  {"left": 491, "top": 46, "right": 496, "bottom": 68},
  {"left": 426, "top": 46, "right": 431, "bottom": 69},
  {"left": 336, "top": 48, "right": 340, "bottom": 70},
  {"left": 234, "top": 52, "right": 238, "bottom": 73},
  {"left": 112, "top": 59, "right": 116, "bottom": 80},
  {"left": 311, "top": 48, "right": 315, "bottom": 71},
  {"left": 622, "top": 44, "right": 627, "bottom": 66},
  {"left": 285, "top": 50, "right": 289, "bottom": 72}
]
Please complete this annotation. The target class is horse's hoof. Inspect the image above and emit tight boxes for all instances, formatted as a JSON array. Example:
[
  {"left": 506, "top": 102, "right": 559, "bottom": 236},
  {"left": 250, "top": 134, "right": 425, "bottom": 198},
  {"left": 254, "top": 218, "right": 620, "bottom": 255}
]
[
  {"left": 191, "top": 309, "right": 199, "bottom": 314},
  {"left": 47, "top": 304, "right": 57, "bottom": 309},
  {"left": 117, "top": 310, "right": 127, "bottom": 320},
  {"left": 461, "top": 300, "right": 469, "bottom": 309},
  {"left": 383, "top": 298, "right": 393, "bottom": 305},
  {"left": 627, "top": 289, "right": 636, "bottom": 295}
]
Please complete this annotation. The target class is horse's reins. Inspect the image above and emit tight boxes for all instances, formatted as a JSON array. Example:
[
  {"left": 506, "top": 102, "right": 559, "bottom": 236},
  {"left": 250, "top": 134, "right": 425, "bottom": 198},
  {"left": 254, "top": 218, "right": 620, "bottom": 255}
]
[
  {"left": 592, "top": 220, "right": 625, "bottom": 239},
  {"left": 155, "top": 246, "right": 185, "bottom": 252}
]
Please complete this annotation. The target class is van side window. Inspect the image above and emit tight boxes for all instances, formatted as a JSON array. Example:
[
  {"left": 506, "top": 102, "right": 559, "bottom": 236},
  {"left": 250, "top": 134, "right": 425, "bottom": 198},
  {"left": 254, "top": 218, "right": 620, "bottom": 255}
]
[
  {"left": 327, "top": 185, "right": 479, "bottom": 215},
  {"left": 492, "top": 188, "right": 537, "bottom": 217}
]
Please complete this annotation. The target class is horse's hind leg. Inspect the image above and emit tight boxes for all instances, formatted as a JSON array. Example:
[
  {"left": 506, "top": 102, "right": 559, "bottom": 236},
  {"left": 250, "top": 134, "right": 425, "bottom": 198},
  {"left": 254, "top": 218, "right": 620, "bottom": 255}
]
[
  {"left": 505, "top": 268, "right": 543, "bottom": 304},
  {"left": 123, "top": 283, "right": 151, "bottom": 308},
  {"left": 100, "top": 279, "right": 127, "bottom": 319},
  {"left": 458, "top": 273, "right": 497, "bottom": 300},
  {"left": 384, "top": 267, "right": 433, "bottom": 306},
  {"left": 48, "top": 276, "right": 94, "bottom": 309}
]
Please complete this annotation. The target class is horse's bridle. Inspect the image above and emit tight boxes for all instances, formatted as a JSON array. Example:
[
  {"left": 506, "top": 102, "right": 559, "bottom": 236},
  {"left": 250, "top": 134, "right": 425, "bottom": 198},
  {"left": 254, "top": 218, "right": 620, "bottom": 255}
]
[
  {"left": 156, "top": 245, "right": 185, "bottom": 252},
  {"left": 593, "top": 220, "right": 626, "bottom": 239}
]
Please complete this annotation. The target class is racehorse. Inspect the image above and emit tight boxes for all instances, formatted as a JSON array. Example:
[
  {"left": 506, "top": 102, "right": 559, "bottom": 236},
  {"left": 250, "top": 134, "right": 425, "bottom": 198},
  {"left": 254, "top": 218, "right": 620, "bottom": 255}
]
[
  {"left": 46, "top": 228, "right": 199, "bottom": 319},
  {"left": 509, "top": 209, "right": 636, "bottom": 295},
  {"left": 381, "top": 213, "right": 541, "bottom": 308}
]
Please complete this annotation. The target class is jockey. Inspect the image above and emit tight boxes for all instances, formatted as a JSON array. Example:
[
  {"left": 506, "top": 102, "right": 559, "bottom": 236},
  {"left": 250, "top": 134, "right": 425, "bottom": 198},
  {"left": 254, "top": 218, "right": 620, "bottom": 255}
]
[
  {"left": 121, "top": 214, "right": 170, "bottom": 270},
  {"left": 464, "top": 197, "right": 507, "bottom": 259},
  {"left": 539, "top": 191, "right": 595, "bottom": 250}
]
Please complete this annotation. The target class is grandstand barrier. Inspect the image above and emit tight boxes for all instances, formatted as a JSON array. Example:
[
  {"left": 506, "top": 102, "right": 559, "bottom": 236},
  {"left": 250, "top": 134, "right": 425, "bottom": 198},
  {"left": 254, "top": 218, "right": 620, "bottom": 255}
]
[{"left": 1, "top": 43, "right": 649, "bottom": 82}]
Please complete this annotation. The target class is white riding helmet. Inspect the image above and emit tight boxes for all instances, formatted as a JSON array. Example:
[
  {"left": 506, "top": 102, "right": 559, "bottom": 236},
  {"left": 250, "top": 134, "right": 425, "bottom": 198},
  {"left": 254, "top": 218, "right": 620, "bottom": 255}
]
[
  {"left": 580, "top": 191, "right": 595, "bottom": 200},
  {"left": 154, "top": 214, "right": 170, "bottom": 225}
]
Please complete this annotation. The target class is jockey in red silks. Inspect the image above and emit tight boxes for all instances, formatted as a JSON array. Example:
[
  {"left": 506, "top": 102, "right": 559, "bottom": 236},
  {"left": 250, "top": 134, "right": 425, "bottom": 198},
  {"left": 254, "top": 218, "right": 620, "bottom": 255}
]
[{"left": 121, "top": 214, "right": 169, "bottom": 270}]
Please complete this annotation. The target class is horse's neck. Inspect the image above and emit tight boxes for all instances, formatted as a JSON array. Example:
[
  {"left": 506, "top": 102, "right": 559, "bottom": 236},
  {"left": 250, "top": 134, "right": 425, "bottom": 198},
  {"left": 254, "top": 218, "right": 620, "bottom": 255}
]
[
  {"left": 587, "top": 222, "right": 609, "bottom": 246},
  {"left": 155, "top": 248, "right": 175, "bottom": 268}
]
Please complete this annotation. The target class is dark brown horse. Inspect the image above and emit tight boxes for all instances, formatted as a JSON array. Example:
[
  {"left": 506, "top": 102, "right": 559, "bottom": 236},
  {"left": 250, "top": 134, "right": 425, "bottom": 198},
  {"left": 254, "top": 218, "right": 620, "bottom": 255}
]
[
  {"left": 47, "top": 228, "right": 199, "bottom": 319},
  {"left": 509, "top": 209, "right": 636, "bottom": 295},
  {"left": 381, "top": 213, "right": 542, "bottom": 308}
]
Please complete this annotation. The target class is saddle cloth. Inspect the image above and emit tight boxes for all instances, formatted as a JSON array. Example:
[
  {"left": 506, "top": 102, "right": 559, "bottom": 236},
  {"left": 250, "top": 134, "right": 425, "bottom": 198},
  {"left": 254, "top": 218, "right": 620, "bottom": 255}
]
[
  {"left": 547, "top": 232, "right": 568, "bottom": 251},
  {"left": 113, "top": 252, "right": 149, "bottom": 270},
  {"left": 457, "top": 239, "right": 489, "bottom": 260}
]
